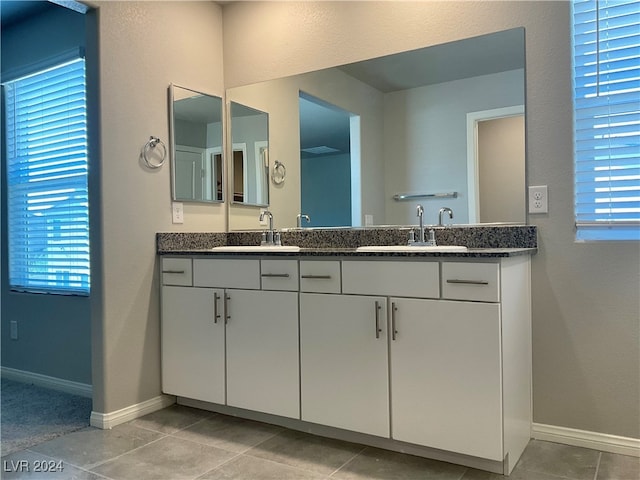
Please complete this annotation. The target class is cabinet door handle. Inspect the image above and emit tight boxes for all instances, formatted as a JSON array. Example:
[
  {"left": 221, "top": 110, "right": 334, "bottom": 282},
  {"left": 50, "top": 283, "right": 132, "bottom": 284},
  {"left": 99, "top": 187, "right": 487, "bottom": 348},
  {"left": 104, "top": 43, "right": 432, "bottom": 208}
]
[
  {"left": 301, "top": 274, "right": 332, "bottom": 279},
  {"left": 374, "top": 301, "right": 382, "bottom": 339},
  {"left": 446, "top": 279, "right": 489, "bottom": 285},
  {"left": 224, "top": 293, "right": 231, "bottom": 324},
  {"left": 162, "top": 270, "right": 185, "bottom": 274},
  {"left": 261, "top": 273, "right": 290, "bottom": 278},
  {"left": 213, "top": 292, "right": 220, "bottom": 324},
  {"left": 391, "top": 302, "right": 398, "bottom": 341}
]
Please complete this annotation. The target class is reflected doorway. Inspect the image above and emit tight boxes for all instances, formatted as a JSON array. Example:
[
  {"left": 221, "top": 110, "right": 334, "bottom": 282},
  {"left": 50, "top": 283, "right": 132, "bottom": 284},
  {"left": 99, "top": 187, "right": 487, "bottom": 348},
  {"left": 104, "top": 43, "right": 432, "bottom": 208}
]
[
  {"left": 299, "top": 92, "right": 361, "bottom": 227},
  {"left": 467, "top": 106, "right": 525, "bottom": 224}
]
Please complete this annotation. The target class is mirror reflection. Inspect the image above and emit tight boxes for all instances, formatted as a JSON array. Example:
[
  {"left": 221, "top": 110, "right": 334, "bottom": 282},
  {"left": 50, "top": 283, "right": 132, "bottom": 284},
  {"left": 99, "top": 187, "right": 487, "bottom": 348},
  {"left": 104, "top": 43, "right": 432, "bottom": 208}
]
[
  {"left": 230, "top": 101, "right": 269, "bottom": 206},
  {"left": 170, "top": 84, "right": 224, "bottom": 203},
  {"left": 226, "top": 28, "right": 525, "bottom": 230}
]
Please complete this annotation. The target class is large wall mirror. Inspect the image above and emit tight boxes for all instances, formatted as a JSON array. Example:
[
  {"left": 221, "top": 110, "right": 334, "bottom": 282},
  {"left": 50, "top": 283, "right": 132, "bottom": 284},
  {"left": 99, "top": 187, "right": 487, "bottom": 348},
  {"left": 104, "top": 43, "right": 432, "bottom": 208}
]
[
  {"left": 226, "top": 28, "right": 526, "bottom": 230},
  {"left": 169, "top": 84, "right": 224, "bottom": 203},
  {"left": 230, "top": 101, "right": 269, "bottom": 206}
]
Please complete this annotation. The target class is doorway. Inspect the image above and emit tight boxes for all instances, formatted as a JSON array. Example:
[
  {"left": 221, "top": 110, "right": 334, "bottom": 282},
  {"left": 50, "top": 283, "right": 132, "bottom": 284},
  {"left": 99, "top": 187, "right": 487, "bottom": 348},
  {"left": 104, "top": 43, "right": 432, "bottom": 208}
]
[
  {"left": 467, "top": 106, "right": 525, "bottom": 224},
  {"left": 299, "top": 92, "right": 361, "bottom": 227}
]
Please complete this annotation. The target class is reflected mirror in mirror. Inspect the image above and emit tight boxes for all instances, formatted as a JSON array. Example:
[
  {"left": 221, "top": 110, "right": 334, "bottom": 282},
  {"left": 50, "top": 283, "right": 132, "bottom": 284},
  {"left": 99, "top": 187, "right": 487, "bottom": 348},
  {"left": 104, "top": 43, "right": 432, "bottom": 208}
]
[
  {"left": 169, "top": 84, "right": 224, "bottom": 203},
  {"left": 226, "top": 27, "right": 525, "bottom": 230},
  {"left": 230, "top": 101, "right": 269, "bottom": 206}
]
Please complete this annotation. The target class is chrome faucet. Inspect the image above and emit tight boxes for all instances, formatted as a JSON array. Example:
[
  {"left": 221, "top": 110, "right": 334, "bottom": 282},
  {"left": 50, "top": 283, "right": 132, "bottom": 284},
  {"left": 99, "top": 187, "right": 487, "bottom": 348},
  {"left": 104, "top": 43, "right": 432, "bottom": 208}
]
[
  {"left": 416, "top": 204, "right": 425, "bottom": 243},
  {"left": 296, "top": 213, "right": 311, "bottom": 228},
  {"left": 259, "top": 210, "right": 275, "bottom": 245},
  {"left": 409, "top": 204, "right": 436, "bottom": 246},
  {"left": 438, "top": 207, "right": 453, "bottom": 226}
]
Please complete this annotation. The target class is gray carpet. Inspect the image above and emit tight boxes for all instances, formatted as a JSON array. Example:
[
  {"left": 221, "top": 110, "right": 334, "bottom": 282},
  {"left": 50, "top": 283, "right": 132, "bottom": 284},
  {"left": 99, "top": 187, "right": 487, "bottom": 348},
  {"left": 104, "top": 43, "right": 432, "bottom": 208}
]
[{"left": 1, "top": 378, "right": 92, "bottom": 456}]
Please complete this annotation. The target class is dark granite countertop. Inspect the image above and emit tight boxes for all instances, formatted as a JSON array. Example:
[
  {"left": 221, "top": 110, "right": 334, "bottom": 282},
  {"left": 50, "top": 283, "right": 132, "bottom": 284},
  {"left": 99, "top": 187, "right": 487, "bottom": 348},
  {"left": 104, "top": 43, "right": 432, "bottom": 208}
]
[
  {"left": 156, "top": 225, "right": 537, "bottom": 258},
  {"left": 158, "top": 247, "right": 536, "bottom": 258}
]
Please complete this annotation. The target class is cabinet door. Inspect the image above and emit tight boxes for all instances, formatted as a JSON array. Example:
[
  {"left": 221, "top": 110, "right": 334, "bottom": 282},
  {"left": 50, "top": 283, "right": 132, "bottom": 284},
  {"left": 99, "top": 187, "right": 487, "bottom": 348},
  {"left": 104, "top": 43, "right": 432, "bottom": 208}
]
[
  {"left": 300, "top": 293, "right": 389, "bottom": 437},
  {"left": 161, "top": 286, "right": 225, "bottom": 404},
  {"left": 390, "top": 298, "right": 503, "bottom": 461},
  {"left": 225, "top": 289, "right": 299, "bottom": 419}
]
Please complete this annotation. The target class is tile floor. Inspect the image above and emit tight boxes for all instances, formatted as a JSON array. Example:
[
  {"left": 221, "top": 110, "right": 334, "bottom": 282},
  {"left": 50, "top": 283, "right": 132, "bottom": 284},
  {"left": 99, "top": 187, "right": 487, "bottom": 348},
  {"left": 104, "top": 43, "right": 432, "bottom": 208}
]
[{"left": 1, "top": 405, "right": 638, "bottom": 480}]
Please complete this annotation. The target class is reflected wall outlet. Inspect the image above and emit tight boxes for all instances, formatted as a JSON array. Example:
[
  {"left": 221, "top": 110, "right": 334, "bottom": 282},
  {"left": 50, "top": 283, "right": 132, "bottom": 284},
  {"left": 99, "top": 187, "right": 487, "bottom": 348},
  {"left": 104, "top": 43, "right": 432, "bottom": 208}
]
[
  {"left": 364, "top": 214, "right": 374, "bottom": 226},
  {"left": 259, "top": 210, "right": 268, "bottom": 226},
  {"left": 10, "top": 320, "right": 18, "bottom": 340},
  {"left": 528, "top": 185, "right": 548, "bottom": 214},
  {"left": 172, "top": 202, "right": 184, "bottom": 224}
]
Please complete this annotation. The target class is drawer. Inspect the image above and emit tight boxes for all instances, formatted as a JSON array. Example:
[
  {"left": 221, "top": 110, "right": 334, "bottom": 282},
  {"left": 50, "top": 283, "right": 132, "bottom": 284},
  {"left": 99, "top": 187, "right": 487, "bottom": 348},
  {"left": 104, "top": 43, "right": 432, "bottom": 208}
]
[
  {"left": 441, "top": 262, "right": 500, "bottom": 302},
  {"left": 300, "top": 260, "right": 341, "bottom": 293},
  {"left": 342, "top": 260, "right": 439, "bottom": 298},
  {"left": 161, "top": 257, "right": 192, "bottom": 286},
  {"left": 194, "top": 259, "right": 260, "bottom": 289},
  {"left": 261, "top": 260, "right": 299, "bottom": 291}
]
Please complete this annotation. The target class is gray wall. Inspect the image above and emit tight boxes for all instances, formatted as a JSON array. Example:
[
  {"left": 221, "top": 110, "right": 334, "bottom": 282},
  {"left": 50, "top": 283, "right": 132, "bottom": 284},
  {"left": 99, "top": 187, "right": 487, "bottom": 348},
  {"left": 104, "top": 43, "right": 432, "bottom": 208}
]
[
  {"left": 91, "top": 1, "right": 225, "bottom": 413},
  {"left": 1, "top": 6, "right": 92, "bottom": 385},
  {"left": 221, "top": 1, "right": 639, "bottom": 439}
]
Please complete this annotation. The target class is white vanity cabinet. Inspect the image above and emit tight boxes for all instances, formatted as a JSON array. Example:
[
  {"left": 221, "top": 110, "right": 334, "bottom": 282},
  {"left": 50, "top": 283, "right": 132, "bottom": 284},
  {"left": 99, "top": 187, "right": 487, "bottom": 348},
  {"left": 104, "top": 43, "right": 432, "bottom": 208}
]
[
  {"left": 339, "top": 256, "right": 531, "bottom": 472},
  {"left": 161, "top": 258, "right": 225, "bottom": 404},
  {"left": 224, "top": 288, "right": 299, "bottom": 418},
  {"left": 300, "top": 292, "right": 390, "bottom": 437},
  {"left": 161, "top": 252, "right": 531, "bottom": 475},
  {"left": 163, "top": 257, "right": 300, "bottom": 419},
  {"left": 389, "top": 297, "right": 502, "bottom": 460}
]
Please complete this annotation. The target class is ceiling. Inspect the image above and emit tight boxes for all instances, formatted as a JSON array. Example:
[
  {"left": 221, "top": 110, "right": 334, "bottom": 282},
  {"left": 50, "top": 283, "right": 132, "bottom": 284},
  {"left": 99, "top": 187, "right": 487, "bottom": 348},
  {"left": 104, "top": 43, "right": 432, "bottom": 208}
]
[
  {"left": 1, "top": 0, "right": 57, "bottom": 28},
  {"left": 1, "top": 0, "right": 88, "bottom": 29}
]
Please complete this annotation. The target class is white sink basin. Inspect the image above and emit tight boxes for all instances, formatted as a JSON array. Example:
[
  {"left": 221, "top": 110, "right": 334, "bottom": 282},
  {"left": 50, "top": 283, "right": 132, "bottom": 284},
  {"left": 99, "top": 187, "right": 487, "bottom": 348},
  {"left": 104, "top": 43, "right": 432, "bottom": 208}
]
[
  {"left": 211, "top": 245, "right": 301, "bottom": 252},
  {"left": 356, "top": 245, "right": 468, "bottom": 253}
]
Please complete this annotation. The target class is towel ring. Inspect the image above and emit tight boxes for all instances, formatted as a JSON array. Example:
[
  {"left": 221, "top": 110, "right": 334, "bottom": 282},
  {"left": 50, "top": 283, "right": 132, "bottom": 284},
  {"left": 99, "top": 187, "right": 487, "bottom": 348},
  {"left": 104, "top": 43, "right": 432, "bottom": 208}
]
[
  {"left": 142, "top": 136, "right": 166, "bottom": 169},
  {"left": 271, "top": 160, "right": 286, "bottom": 185}
]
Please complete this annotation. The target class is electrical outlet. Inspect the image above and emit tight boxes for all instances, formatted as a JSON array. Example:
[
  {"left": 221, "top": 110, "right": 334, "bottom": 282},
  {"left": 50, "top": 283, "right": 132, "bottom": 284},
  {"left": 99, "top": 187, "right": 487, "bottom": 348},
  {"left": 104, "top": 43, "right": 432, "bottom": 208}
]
[
  {"left": 528, "top": 185, "right": 548, "bottom": 214},
  {"left": 10, "top": 320, "right": 18, "bottom": 340},
  {"left": 259, "top": 210, "right": 268, "bottom": 226},
  {"left": 172, "top": 202, "right": 184, "bottom": 224}
]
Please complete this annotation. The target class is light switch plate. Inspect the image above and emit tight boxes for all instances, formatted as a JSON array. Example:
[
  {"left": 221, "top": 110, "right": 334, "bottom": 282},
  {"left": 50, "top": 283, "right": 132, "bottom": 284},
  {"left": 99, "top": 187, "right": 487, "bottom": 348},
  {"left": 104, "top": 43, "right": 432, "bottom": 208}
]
[
  {"left": 172, "top": 202, "right": 184, "bottom": 224},
  {"left": 528, "top": 185, "right": 548, "bottom": 214},
  {"left": 10, "top": 320, "right": 18, "bottom": 340}
]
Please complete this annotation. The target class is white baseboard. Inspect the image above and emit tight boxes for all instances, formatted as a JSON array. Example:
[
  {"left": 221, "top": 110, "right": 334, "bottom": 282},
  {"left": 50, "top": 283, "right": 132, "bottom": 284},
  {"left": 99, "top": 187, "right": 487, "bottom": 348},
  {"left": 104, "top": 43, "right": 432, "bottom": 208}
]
[
  {"left": 533, "top": 423, "right": 640, "bottom": 457},
  {"left": 90, "top": 394, "right": 176, "bottom": 429},
  {"left": 1, "top": 366, "right": 92, "bottom": 398}
]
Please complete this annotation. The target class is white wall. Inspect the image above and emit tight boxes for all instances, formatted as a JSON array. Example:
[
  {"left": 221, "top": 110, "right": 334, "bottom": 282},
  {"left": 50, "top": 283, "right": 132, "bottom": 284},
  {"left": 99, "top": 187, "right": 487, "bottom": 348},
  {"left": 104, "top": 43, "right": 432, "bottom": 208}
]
[
  {"left": 383, "top": 69, "right": 524, "bottom": 225},
  {"left": 91, "top": 0, "right": 224, "bottom": 413},
  {"left": 221, "top": 1, "right": 639, "bottom": 439}
]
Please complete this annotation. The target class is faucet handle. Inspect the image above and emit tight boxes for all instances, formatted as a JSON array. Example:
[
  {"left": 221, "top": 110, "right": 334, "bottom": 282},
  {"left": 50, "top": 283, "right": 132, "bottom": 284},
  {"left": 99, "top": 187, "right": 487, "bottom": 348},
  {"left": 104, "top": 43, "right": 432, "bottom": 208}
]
[{"left": 427, "top": 229, "right": 436, "bottom": 246}]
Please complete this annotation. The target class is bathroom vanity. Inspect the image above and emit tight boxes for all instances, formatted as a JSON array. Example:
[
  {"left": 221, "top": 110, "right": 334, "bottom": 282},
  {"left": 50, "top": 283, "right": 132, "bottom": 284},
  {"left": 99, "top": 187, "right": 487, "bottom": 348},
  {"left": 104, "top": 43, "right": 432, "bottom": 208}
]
[{"left": 157, "top": 227, "right": 535, "bottom": 475}]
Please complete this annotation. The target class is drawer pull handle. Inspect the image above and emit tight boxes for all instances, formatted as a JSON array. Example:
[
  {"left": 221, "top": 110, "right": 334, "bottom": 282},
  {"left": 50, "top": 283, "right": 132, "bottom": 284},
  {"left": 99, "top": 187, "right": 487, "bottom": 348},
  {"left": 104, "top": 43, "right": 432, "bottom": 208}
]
[
  {"left": 446, "top": 279, "right": 489, "bottom": 285},
  {"left": 213, "top": 292, "right": 220, "bottom": 324},
  {"left": 374, "top": 301, "right": 382, "bottom": 339},
  {"left": 391, "top": 302, "right": 398, "bottom": 341},
  {"left": 261, "top": 273, "right": 290, "bottom": 278},
  {"left": 301, "top": 274, "right": 332, "bottom": 279},
  {"left": 224, "top": 294, "right": 231, "bottom": 324},
  {"left": 162, "top": 270, "right": 185, "bottom": 274}
]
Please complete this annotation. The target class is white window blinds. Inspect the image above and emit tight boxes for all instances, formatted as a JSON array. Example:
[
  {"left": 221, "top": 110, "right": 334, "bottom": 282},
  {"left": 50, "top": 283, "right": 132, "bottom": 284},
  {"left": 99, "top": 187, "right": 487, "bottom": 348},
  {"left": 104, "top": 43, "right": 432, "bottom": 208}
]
[
  {"left": 572, "top": 0, "right": 640, "bottom": 241},
  {"left": 4, "top": 57, "right": 90, "bottom": 294}
]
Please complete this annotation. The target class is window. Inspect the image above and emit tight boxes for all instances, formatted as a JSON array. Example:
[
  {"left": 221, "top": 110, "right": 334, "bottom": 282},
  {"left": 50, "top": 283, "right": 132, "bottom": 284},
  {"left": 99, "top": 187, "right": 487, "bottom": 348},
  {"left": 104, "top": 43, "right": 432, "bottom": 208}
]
[
  {"left": 572, "top": 0, "right": 640, "bottom": 241},
  {"left": 3, "top": 57, "right": 90, "bottom": 294}
]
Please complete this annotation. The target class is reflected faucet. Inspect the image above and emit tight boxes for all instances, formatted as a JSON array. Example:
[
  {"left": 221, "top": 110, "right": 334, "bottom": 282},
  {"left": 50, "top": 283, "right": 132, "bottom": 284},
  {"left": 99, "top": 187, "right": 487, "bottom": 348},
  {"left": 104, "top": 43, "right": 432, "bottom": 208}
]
[
  {"left": 297, "top": 213, "right": 311, "bottom": 228},
  {"left": 259, "top": 210, "right": 275, "bottom": 244},
  {"left": 438, "top": 207, "right": 454, "bottom": 226},
  {"left": 416, "top": 205, "right": 425, "bottom": 243}
]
